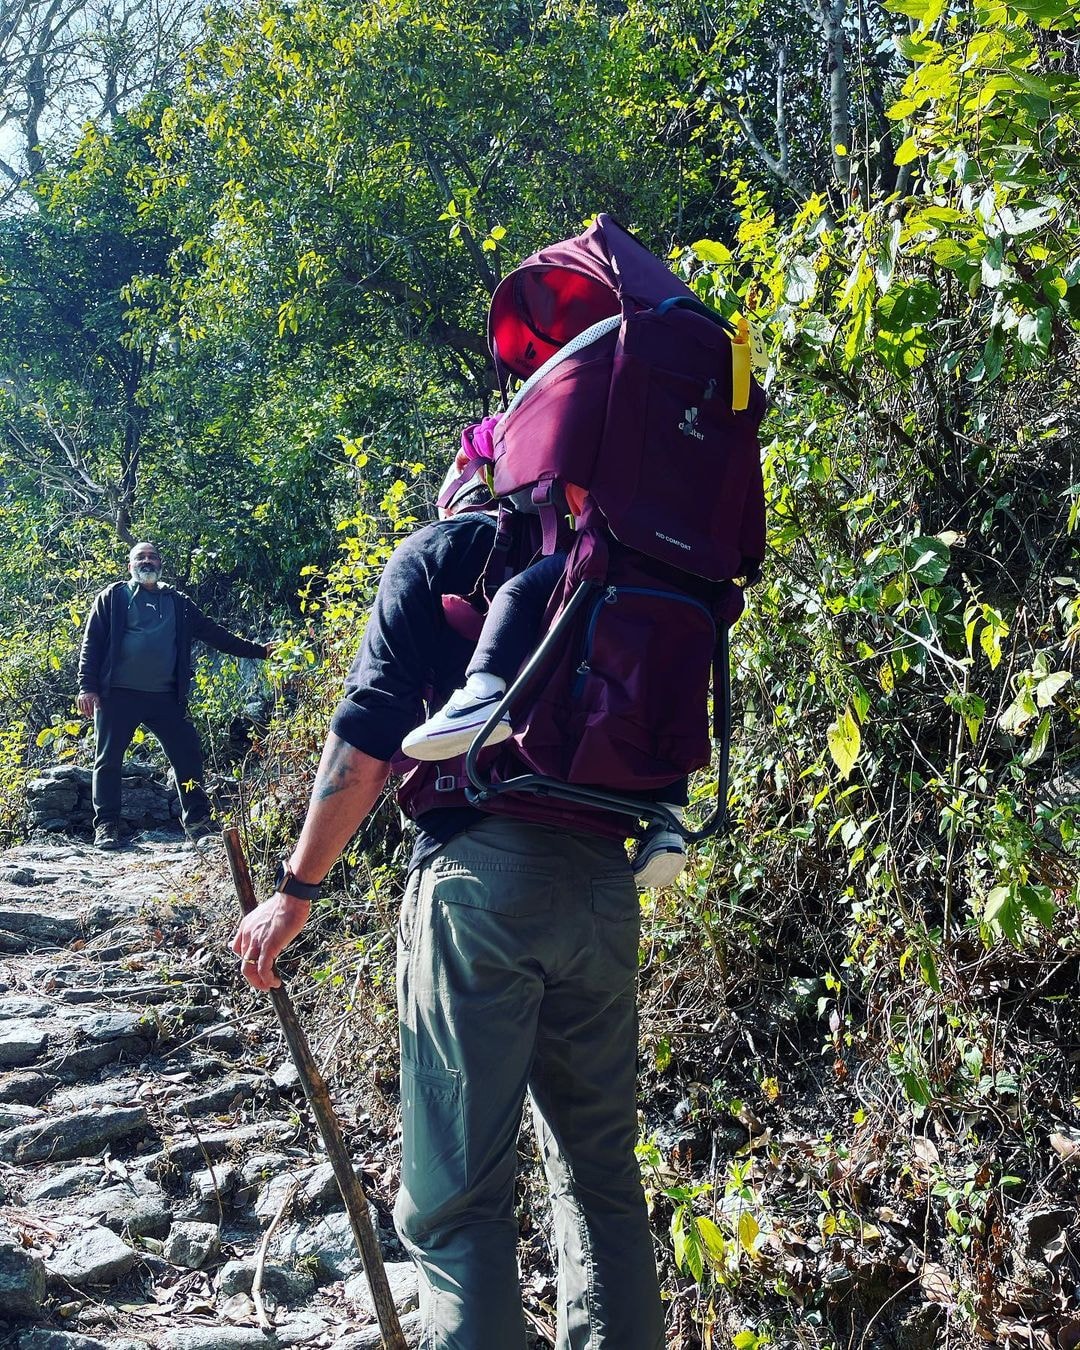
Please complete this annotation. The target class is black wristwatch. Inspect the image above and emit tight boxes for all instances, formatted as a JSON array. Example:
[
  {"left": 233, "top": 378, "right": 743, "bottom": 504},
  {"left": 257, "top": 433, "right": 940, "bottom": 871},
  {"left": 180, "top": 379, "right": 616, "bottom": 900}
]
[{"left": 273, "top": 860, "right": 322, "bottom": 902}]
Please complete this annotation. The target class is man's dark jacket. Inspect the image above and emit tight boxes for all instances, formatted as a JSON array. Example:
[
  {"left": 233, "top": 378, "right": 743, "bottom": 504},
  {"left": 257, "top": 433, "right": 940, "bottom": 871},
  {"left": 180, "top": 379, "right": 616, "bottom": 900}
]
[{"left": 79, "top": 582, "right": 266, "bottom": 708}]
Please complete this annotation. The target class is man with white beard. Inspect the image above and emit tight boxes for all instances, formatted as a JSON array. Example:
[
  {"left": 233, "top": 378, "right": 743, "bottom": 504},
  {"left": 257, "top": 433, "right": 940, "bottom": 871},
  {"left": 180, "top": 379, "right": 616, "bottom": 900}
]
[{"left": 76, "top": 542, "right": 275, "bottom": 849}]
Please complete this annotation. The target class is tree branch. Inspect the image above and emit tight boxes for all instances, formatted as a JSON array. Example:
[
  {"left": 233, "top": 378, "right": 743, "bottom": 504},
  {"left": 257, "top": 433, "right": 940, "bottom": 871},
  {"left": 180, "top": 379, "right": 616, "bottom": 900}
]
[{"left": 715, "top": 86, "right": 815, "bottom": 203}]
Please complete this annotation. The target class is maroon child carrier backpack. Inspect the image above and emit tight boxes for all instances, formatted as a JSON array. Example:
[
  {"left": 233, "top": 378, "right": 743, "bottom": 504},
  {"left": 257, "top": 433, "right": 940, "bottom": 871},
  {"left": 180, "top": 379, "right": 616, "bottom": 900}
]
[{"left": 397, "top": 214, "right": 767, "bottom": 842}]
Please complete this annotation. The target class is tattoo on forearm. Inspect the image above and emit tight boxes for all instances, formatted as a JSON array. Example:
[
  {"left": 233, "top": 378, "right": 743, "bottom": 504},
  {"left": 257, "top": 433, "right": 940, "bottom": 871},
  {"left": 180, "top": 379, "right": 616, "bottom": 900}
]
[{"left": 313, "top": 740, "right": 356, "bottom": 802}]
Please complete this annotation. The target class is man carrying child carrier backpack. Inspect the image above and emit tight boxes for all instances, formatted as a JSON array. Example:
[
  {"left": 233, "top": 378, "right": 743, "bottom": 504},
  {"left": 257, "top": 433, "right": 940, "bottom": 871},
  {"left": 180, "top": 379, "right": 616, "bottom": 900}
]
[{"left": 232, "top": 215, "right": 766, "bottom": 1350}]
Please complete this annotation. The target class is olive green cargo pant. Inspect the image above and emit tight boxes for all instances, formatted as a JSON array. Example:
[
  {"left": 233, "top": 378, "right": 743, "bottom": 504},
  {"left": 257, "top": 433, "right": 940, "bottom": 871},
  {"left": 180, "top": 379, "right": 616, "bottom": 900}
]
[{"left": 393, "top": 817, "right": 664, "bottom": 1350}]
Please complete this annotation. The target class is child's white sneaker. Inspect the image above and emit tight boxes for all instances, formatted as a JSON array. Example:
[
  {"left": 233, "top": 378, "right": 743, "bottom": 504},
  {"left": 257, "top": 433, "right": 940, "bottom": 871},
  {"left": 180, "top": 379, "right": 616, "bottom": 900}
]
[{"left": 401, "top": 688, "right": 512, "bottom": 761}]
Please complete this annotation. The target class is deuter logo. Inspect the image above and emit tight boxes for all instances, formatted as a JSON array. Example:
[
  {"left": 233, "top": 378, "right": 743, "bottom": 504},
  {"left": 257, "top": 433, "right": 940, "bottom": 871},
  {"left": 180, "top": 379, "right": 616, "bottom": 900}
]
[{"left": 680, "top": 406, "right": 704, "bottom": 440}]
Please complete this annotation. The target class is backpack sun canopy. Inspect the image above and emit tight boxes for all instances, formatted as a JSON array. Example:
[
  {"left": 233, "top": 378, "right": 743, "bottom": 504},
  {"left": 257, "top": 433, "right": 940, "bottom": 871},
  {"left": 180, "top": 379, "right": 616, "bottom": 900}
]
[{"left": 488, "top": 214, "right": 698, "bottom": 381}]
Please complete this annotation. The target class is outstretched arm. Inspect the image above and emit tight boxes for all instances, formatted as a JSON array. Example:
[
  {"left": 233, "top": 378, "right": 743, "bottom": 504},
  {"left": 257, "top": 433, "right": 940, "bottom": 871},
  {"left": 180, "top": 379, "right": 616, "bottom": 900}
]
[{"left": 231, "top": 733, "right": 391, "bottom": 990}]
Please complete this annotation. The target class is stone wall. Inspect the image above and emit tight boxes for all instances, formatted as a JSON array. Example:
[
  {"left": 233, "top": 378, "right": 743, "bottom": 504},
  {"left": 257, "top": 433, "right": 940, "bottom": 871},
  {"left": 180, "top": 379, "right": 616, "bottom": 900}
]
[{"left": 25, "top": 765, "right": 179, "bottom": 835}]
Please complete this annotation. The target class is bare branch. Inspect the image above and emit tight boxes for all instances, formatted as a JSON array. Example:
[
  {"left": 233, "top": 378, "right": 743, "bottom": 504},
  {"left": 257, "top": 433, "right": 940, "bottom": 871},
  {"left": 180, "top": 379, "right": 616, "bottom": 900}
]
[
  {"left": 775, "top": 43, "right": 789, "bottom": 176},
  {"left": 714, "top": 86, "right": 815, "bottom": 203}
]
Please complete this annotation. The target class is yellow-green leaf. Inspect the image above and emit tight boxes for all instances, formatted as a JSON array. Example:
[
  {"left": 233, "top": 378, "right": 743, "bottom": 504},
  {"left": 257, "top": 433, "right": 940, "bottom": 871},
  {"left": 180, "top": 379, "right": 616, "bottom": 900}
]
[
  {"left": 737, "top": 1210, "right": 761, "bottom": 1257},
  {"left": 827, "top": 707, "right": 861, "bottom": 779},
  {"left": 692, "top": 239, "right": 733, "bottom": 265}
]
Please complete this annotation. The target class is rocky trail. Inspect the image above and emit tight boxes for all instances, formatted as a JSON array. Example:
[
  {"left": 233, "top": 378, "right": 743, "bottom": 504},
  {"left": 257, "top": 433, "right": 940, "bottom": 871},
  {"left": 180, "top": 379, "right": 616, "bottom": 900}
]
[{"left": 0, "top": 831, "right": 424, "bottom": 1350}]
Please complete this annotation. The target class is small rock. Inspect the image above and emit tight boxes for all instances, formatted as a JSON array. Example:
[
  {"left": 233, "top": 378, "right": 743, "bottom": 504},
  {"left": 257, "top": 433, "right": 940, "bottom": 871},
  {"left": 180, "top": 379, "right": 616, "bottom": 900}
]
[
  {"left": 26, "top": 1164, "right": 101, "bottom": 1201},
  {"left": 272, "top": 1062, "right": 301, "bottom": 1092},
  {"left": 0, "top": 1234, "right": 47, "bottom": 1315},
  {"left": 273, "top": 1311, "right": 331, "bottom": 1345},
  {"left": 162, "top": 1220, "right": 219, "bottom": 1270},
  {"left": 0, "top": 866, "right": 37, "bottom": 884},
  {"left": 51, "top": 1081, "right": 138, "bottom": 1112},
  {"left": 75, "top": 1012, "right": 152, "bottom": 1044},
  {"left": 0, "top": 997, "right": 54, "bottom": 1018},
  {"left": 0, "top": 1106, "right": 147, "bottom": 1163},
  {"left": 0, "top": 1102, "right": 46, "bottom": 1129},
  {"left": 215, "top": 1258, "right": 315, "bottom": 1303},
  {"left": 191, "top": 1161, "right": 240, "bottom": 1206},
  {"left": 256, "top": 1170, "right": 306, "bottom": 1223},
  {"left": 345, "top": 1260, "right": 420, "bottom": 1317},
  {"left": 239, "top": 1152, "right": 292, "bottom": 1188},
  {"left": 0, "top": 1070, "right": 57, "bottom": 1104},
  {"left": 157, "top": 1001, "right": 219, "bottom": 1028},
  {"left": 75, "top": 1186, "right": 172, "bottom": 1239},
  {"left": 160, "top": 1329, "right": 273, "bottom": 1350},
  {"left": 17, "top": 1332, "right": 113, "bottom": 1349},
  {"left": 179, "top": 1076, "right": 259, "bottom": 1117},
  {"left": 273, "top": 1208, "right": 374, "bottom": 1280},
  {"left": 42, "top": 1039, "right": 149, "bottom": 1082},
  {"left": 335, "top": 1314, "right": 423, "bottom": 1350},
  {"left": 202, "top": 1027, "right": 240, "bottom": 1052},
  {"left": 145, "top": 1122, "right": 292, "bottom": 1176},
  {"left": 177, "top": 1162, "right": 239, "bottom": 1222},
  {"left": 0, "top": 1020, "right": 50, "bottom": 1068},
  {"left": 45, "top": 1225, "right": 135, "bottom": 1286},
  {"left": 301, "top": 1161, "right": 339, "bottom": 1210}
]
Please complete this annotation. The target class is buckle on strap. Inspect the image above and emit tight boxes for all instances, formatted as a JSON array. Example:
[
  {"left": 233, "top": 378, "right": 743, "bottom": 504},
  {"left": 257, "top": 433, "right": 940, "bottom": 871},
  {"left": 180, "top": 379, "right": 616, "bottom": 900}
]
[{"left": 434, "top": 774, "right": 461, "bottom": 793}]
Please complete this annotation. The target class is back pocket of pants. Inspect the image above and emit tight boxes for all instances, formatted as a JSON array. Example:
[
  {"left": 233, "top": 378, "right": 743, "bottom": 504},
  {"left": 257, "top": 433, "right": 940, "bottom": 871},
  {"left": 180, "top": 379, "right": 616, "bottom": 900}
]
[
  {"left": 430, "top": 861, "right": 553, "bottom": 917},
  {"left": 590, "top": 874, "right": 640, "bottom": 922}
]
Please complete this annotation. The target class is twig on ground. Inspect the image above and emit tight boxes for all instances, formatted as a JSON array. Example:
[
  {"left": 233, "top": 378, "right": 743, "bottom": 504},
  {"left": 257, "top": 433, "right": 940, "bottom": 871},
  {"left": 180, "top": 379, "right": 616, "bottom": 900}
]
[
  {"left": 161, "top": 1017, "right": 243, "bottom": 1058},
  {"left": 523, "top": 1305, "right": 556, "bottom": 1346},
  {"left": 252, "top": 1177, "right": 299, "bottom": 1329},
  {"left": 180, "top": 1106, "right": 224, "bottom": 1227}
]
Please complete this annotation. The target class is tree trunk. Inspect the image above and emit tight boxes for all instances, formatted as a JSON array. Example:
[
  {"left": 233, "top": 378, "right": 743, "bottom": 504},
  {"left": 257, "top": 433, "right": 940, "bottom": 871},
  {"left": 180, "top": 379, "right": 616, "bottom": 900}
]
[{"left": 819, "top": 0, "right": 852, "bottom": 196}]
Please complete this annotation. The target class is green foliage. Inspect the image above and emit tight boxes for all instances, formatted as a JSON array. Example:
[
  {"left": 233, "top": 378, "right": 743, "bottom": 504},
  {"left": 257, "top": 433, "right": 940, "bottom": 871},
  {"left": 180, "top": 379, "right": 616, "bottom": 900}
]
[{"left": 0, "top": 0, "right": 1078, "bottom": 1340}]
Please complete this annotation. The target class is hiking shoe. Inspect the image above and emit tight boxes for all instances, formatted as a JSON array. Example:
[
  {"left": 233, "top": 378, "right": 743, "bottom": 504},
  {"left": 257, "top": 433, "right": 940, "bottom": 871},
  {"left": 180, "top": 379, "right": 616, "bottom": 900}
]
[
  {"left": 632, "top": 826, "right": 686, "bottom": 891},
  {"left": 94, "top": 822, "right": 124, "bottom": 851},
  {"left": 401, "top": 688, "right": 512, "bottom": 761},
  {"left": 184, "top": 817, "right": 218, "bottom": 844}
]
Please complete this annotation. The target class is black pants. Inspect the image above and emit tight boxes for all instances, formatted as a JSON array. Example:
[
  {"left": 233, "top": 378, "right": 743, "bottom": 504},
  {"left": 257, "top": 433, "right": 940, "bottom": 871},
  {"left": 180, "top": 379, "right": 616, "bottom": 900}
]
[
  {"left": 92, "top": 690, "right": 210, "bottom": 828},
  {"left": 467, "top": 552, "right": 567, "bottom": 683}
]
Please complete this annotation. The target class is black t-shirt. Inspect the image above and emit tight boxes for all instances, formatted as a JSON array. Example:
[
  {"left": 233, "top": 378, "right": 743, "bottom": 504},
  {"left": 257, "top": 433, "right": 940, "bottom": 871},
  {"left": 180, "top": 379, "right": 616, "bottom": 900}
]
[
  {"left": 330, "top": 514, "right": 496, "bottom": 869},
  {"left": 329, "top": 510, "right": 690, "bottom": 872}
]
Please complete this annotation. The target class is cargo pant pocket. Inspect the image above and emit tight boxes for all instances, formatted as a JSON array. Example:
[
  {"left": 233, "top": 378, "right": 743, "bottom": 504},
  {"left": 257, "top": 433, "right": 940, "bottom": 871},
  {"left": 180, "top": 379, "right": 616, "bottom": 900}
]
[{"left": 396, "top": 1060, "right": 468, "bottom": 1241}]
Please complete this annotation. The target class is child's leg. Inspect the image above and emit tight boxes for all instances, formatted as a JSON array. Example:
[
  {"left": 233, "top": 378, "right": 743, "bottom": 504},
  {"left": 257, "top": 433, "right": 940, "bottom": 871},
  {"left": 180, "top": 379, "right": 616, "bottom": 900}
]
[
  {"left": 401, "top": 553, "right": 567, "bottom": 761},
  {"left": 467, "top": 553, "right": 567, "bottom": 684}
]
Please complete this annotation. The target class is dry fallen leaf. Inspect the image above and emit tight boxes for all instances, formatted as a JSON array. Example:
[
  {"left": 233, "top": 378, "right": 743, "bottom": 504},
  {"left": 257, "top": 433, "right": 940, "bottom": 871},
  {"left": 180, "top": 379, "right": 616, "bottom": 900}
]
[
  {"left": 1050, "top": 1132, "right": 1080, "bottom": 1163},
  {"left": 920, "top": 1261, "right": 953, "bottom": 1305},
  {"left": 220, "top": 1292, "right": 257, "bottom": 1324},
  {"left": 116, "top": 1303, "right": 179, "bottom": 1319}
]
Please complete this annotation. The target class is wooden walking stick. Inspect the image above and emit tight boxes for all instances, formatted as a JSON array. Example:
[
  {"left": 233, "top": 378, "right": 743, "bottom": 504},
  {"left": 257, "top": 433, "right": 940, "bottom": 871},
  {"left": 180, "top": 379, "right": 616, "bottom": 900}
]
[{"left": 223, "top": 827, "right": 408, "bottom": 1350}]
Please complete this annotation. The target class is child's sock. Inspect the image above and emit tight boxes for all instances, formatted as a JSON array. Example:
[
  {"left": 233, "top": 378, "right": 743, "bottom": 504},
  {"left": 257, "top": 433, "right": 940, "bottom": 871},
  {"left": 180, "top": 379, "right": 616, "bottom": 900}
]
[
  {"left": 463, "top": 671, "right": 505, "bottom": 699},
  {"left": 401, "top": 672, "right": 512, "bottom": 761}
]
